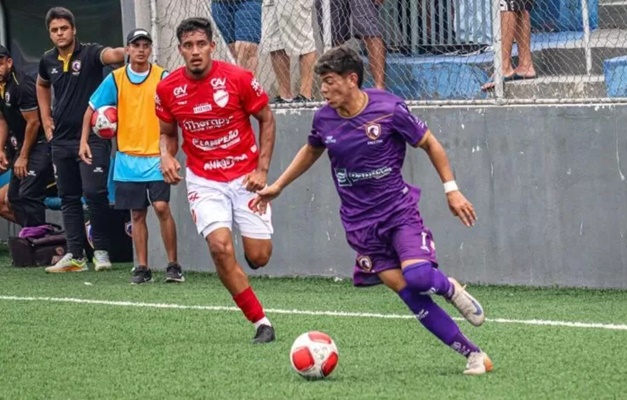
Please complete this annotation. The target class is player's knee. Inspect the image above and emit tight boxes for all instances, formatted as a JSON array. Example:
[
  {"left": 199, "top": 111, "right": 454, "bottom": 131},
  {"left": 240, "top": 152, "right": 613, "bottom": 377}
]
[
  {"left": 402, "top": 261, "right": 437, "bottom": 295},
  {"left": 208, "top": 237, "right": 235, "bottom": 264},
  {"left": 83, "top": 186, "right": 107, "bottom": 203},
  {"left": 245, "top": 247, "right": 272, "bottom": 268},
  {"left": 131, "top": 210, "right": 147, "bottom": 224},
  {"left": 152, "top": 201, "right": 171, "bottom": 220}
]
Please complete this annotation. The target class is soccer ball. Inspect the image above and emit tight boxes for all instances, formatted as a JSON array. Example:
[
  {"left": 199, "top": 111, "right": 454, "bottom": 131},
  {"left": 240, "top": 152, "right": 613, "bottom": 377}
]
[
  {"left": 290, "top": 331, "right": 339, "bottom": 379},
  {"left": 90, "top": 105, "right": 118, "bottom": 139}
]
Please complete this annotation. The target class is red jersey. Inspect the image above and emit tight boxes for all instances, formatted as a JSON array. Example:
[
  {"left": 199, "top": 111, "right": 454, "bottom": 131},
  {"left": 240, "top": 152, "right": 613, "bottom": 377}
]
[{"left": 155, "top": 61, "right": 269, "bottom": 182}]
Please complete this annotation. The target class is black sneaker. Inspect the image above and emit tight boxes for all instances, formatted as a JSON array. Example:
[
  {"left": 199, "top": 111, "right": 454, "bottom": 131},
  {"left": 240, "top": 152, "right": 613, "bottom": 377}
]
[
  {"left": 165, "top": 262, "right": 185, "bottom": 283},
  {"left": 293, "top": 94, "right": 313, "bottom": 103},
  {"left": 252, "top": 324, "right": 275, "bottom": 344},
  {"left": 270, "top": 95, "right": 292, "bottom": 104},
  {"left": 131, "top": 266, "right": 152, "bottom": 284}
]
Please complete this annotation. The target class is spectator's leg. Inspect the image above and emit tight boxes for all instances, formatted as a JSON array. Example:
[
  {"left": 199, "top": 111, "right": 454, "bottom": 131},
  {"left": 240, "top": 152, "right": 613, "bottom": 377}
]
[
  {"left": 351, "top": 0, "right": 386, "bottom": 89},
  {"left": 298, "top": 51, "right": 317, "bottom": 99},
  {"left": 278, "top": 0, "right": 318, "bottom": 100},
  {"left": 513, "top": 10, "right": 536, "bottom": 78},
  {"left": 500, "top": 11, "right": 516, "bottom": 76},
  {"left": 234, "top": 0, "right": 262, "bottom": 73},
  {"left": 270, "top": 50, "right": 292, "bottom": 100},
  {"left": 211, "top": 1, "right": 238, "bottom": 61}
]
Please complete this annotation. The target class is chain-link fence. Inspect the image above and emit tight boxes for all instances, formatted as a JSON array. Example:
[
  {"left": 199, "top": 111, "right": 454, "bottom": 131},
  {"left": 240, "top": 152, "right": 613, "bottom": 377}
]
[{"left": 152, "top": 0, "right": 627, "bottom": 104}]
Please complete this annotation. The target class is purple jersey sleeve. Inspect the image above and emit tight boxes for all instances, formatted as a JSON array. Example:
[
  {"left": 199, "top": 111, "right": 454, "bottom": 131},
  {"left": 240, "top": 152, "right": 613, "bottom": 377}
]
[
  {"left": 392, "top": 102, "right": 429, "bottom": 146},
  {"left": 308, "top": 117, "right": 325, "bottom": 148}
]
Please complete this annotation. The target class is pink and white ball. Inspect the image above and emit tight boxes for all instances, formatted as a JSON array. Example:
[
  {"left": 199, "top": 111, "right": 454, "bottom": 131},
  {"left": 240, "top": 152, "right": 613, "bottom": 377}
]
[
  {"left": 90, "top": 105, "right": 118, "bottom": 139},
  {"left": 290, "top": 331, "right": 339, "bottom": 379}
]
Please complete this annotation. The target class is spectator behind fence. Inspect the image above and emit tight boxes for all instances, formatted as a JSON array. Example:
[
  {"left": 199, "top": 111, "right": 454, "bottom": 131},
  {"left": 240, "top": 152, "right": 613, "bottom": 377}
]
[
  {"left": 211, "top": 0, "right": 262, "bottom": 73},
  {"left": 263, "top": 0, "right": 317, "bottom": 104},
  {"left": 482, "top": 0, "right": 536, "bottom": 91},
  {"left": 456, "top": 0, "right": 492, "bottom": 48},
  {"left": 316, "top": 0, "right": 386, "bottom": 89}
]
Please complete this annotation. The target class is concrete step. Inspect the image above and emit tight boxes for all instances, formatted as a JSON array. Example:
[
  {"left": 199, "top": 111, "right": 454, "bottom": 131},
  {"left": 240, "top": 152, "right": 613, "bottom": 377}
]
[
  {"left": 598, "top": 0, "right": 627, "bottom": 29},
  {"left": 500, "top": 75, "right": 606, "bottom": 99},
  {"left": 530, "top": 29, "right": 627, "bottom": 76}
]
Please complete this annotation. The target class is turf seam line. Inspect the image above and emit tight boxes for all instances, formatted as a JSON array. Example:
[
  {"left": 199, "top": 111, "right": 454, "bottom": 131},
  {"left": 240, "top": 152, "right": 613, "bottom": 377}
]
[{"left": 1, "top": 295, "right": 626, "bottom": 331}]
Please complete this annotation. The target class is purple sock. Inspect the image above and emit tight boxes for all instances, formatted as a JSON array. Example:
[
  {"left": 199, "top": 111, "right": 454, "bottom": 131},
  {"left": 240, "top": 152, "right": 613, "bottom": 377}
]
[
  {"left": 399, "top": 287, "right": 480, "bottom": 357},
  {"left": 402, "top": 262, "right": 454, "bottom": 298}
]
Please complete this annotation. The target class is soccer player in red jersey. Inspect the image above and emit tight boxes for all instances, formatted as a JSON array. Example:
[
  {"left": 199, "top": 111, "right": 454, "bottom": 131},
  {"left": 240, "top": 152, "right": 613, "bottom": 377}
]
[{"left": 156, "top": 17, "right": 276, "bottom": 344}]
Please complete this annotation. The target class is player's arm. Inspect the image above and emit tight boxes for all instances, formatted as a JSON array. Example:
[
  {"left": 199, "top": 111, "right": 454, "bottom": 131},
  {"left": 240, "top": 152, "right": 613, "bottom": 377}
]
[
  {"left": 100, "top": 47, "right": 126, "bottom": 66},
  {"left": 418, "top": 132, "right": 476, "bottom": 227},
  {"left": 252, "top": 105, "right": 275, "bottom": 174},
  {"left": 36, "top": 59, "right": 54, "bottom": 141},
  {"left": 0, "top": 112, "right": 9, "bottom": 170},
  {"left": 16, "top": 76, "right": 41, "bottom": 165},
  {"left": 251, "top": 143, "right": 325, "bottom": 214},
  {"left": 80, "top": 75, "right": 117, "bottom": 163},
  {"left": 159, "top": 119, "right": 179, "bottom": 158}
]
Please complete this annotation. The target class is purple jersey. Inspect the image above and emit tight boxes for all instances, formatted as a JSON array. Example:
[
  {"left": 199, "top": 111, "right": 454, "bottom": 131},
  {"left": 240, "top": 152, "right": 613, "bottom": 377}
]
[{"left": 309, "top": 89, "right": 429, "bottom": 231}]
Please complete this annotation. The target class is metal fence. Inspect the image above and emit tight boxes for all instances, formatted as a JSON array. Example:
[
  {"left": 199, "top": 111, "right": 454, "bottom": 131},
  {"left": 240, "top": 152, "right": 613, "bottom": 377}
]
[{"left": 153, "top": 0, "right": 627, "bottom": 104}]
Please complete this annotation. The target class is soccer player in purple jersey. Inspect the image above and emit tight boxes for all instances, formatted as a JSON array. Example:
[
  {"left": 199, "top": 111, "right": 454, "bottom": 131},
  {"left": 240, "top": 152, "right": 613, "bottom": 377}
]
[{"left": 252, "top": 46, "right": 493, "bottom": 375}]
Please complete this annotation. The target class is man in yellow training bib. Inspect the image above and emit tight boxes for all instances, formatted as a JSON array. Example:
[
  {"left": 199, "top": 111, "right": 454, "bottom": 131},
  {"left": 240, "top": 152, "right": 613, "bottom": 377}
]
[{"left": 79, "top": 29, "right": 183, "bottom": 284}]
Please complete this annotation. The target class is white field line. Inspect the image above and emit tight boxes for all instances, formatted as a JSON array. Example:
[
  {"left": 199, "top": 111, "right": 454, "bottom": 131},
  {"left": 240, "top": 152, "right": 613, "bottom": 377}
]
[{"left": 1, "top": 295, "right": 626, "bottom": 331}]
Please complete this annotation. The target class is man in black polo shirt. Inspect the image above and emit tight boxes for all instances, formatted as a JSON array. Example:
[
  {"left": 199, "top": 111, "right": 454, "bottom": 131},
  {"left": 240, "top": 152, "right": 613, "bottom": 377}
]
[
  {"left": 36, "top": 7, "right": 125, "bottom": 273},
  {"left": 0, "top": 45, "right": 53, "bottom": 229}
]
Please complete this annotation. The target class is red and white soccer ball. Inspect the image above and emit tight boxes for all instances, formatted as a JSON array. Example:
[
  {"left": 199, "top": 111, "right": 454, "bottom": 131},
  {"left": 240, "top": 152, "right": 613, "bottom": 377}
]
[
  {"left": 290, "top": 331, "right": 339, "bottom": 379},
  {"left": 90, "top": 105, "right": 118, "bottom": 139}
]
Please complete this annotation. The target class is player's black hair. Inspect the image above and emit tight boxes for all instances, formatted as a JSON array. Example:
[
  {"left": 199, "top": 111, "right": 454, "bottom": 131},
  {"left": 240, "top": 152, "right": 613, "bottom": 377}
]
[
  {"left": 176, "top": 17, "right": 214, "bottom": 43},
  {"left": 314, "top": 46, "right": 364, "bottom": 88},
  {"left": 45, "top": 7, "right": 76, "bottom": 30}
]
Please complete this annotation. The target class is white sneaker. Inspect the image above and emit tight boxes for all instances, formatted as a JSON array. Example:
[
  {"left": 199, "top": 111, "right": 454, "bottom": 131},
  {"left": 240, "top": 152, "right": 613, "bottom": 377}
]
[
  {"left": 447, "top": 278, "right": 486, "bottom": 327},
  {"left": 464, "top": 351, "right": 493, "bottom": 375},
  {"left": 93, "top": 250, "right": 112, "bottom": 271},
  {"left": 45, "top": 253, "right": 88, "bottom": 273}
]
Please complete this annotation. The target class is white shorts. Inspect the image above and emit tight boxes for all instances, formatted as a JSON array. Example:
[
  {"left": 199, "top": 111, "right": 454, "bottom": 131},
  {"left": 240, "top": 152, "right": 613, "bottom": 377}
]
[
  {"left": 186, "top": 168, "right": 273, "bottom": 240},
  {"left": 262, "top": 0, "right": 317, "bottom": 55}
]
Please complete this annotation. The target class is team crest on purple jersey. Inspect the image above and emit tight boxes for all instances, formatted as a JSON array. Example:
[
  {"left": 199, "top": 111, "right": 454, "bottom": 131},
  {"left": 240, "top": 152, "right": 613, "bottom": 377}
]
[
  {"left": 365, "top": 123, "right": 381, "bottom": 141},
  {"left": 357, "top": 255, "right": 373, "bottom": 271}
]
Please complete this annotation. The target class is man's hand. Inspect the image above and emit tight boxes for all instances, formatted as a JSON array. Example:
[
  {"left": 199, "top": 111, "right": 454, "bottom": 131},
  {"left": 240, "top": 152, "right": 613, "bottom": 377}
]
[
  {"left": 79, "top": 141, "right": 92, "bottom": 165},
  {"left": 14, "top": 156, "right": 28, "bottom": 179},
  {"left": 160, "top": 154, "right": 182, "bottom": 185},
  {"left": 0, "top": 150, "right": 9, "bottom": 171},
  {"left": 243, "top": 169, "right": 267, "bottom": 192},
  {"left": 250, "top": 183, "right": 282, "bottom": 215},
  {"left": 43, "top": 117, "right": 55, "bottom": 142},
  {"left": 447, "top": 191, "right": 477, "bottom": 227}
]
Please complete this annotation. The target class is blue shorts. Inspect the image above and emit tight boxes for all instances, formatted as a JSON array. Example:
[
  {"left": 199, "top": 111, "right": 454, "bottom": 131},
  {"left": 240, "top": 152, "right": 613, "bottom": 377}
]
[
  {"left": 211, "top": 0, "right": 262, "bottom": 45},
  {"left": 346, "top": 207, "right": 439, "bottom": 287}
]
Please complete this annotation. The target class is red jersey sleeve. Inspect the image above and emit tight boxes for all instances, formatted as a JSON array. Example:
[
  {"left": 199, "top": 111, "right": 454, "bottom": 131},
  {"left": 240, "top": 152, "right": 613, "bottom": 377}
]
[
  {"left": 237, "top": 70, "right": 269, "bottom": 115},
  {"left": 155, "top": 80, "right": 175, "bottom": 123}
]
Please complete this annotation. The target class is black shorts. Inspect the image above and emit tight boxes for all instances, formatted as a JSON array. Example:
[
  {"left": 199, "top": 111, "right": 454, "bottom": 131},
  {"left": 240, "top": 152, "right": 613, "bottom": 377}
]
[
  {"left": 500, "top": 0, "right": 533, "bottom": 12},
  {"left": 114, "top": 180, "right": 170, "bottom": 210}
]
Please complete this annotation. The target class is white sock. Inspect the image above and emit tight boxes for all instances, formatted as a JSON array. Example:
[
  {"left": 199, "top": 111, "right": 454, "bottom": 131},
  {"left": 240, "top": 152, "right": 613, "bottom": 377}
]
[{"left": 254, "top": 317, "right": 271, "bottom": 329}]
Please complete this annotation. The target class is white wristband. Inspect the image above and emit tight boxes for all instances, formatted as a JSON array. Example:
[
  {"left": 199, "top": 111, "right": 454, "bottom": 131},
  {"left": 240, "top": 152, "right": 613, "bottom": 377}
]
[{"left": 443, "top": 181, "right": 459, "bottom": 194}]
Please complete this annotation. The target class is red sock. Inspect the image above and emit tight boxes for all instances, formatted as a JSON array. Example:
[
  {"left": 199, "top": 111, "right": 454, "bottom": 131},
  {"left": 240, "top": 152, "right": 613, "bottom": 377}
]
[{"left": 233, "top": 286, "right": 265, "bottom": 324}]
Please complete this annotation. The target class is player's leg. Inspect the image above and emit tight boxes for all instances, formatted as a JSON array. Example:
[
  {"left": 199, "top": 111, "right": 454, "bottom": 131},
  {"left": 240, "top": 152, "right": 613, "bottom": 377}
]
[
  {"left": 233, "top": 0, "right": 262, "bottom": 73},
  {"left": 80, "top": 138, "right": 112, "bottom": 270},
  {"left": 14, "top": 142, "right": 51, "bottom": 227},
  {"left": 7, "top": 167, "right": 25, "bottom": 226},
  {"left": 115, "top": 181, "right": 151, "bottom": 280},
  {"left": 46, "top": 145, "right": 88, "bottom": 272},
  {"left": 392, "top": 219, "right": 485, "bottom": 327},
  {"left": 0, "top": 170, "right": 18, "bottom": 223},
  {"left": 377, "top": 268, "right": 493, "bottom": 375},
  {"left": 148, "top": 181, "right": 182, "bottom": 283},
  {"left": 187, "top": 171, "right": 274, "bottom": 343}
]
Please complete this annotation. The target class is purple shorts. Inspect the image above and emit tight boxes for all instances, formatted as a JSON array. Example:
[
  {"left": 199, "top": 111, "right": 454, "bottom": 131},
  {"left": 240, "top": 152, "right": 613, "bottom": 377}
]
[{"left": 346, "top": 208, "right": 438, "bottom": 287}]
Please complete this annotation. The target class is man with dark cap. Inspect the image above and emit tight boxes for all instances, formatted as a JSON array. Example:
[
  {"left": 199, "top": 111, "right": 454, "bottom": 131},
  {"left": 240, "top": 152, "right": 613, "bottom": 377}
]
[{"left": 79, "top": 29, "right": 183, "bottom": 284}]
